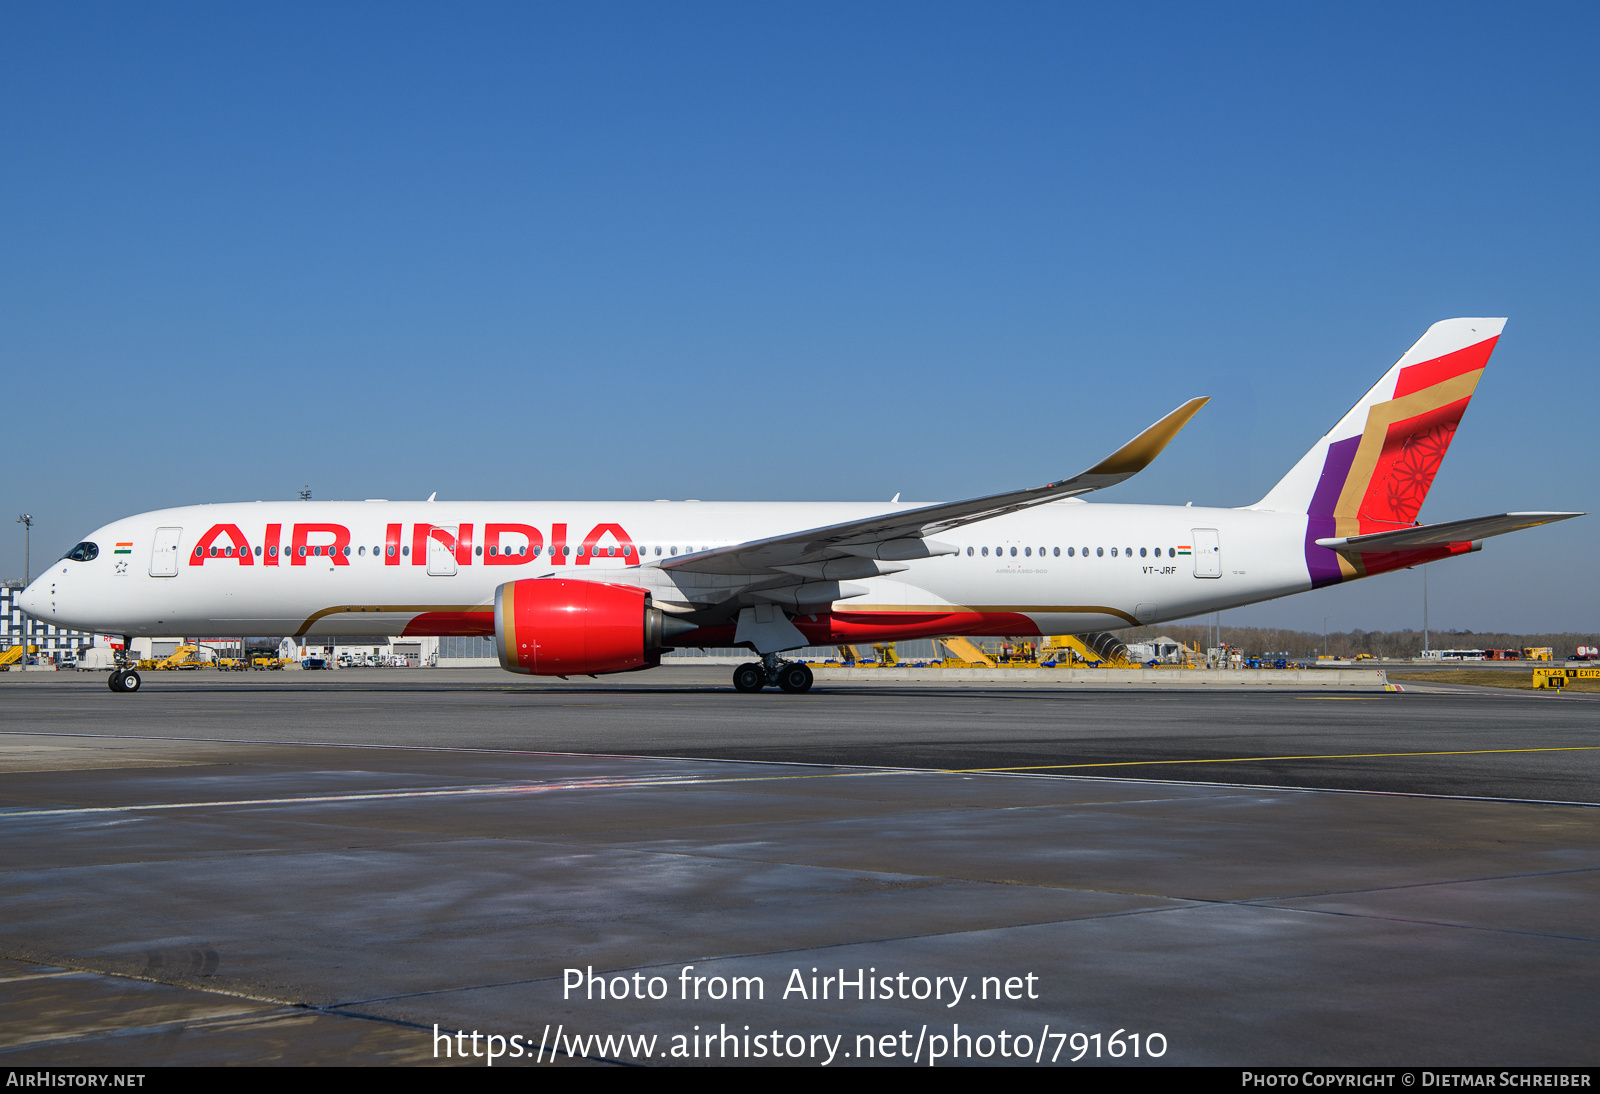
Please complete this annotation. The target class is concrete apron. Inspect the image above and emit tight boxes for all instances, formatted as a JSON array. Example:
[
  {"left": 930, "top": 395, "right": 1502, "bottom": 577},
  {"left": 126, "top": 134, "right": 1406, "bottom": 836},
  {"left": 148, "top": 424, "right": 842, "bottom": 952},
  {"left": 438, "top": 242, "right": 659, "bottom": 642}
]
[{"left": 812, "top": 667, "right": 1391, "bottom": 687}]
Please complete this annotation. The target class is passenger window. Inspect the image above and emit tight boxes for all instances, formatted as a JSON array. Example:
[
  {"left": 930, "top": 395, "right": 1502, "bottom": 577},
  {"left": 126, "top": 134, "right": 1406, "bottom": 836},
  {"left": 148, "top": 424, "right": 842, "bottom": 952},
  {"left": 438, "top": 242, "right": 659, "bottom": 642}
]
[
  {"left": 1169, "top": 548, "right": 1176, "bottom": 558},
  {"left": 1096, "top": 547, "right": 1103, "bottom": 557},
  {"left": 1024, "top": 547, "right": 1031, "bottom": 557},
  {"left": 1068, "top": 547, "right": 1074, "bottom": 557},
  {"left": 966, "top": 547, "right": 974, "bottom": 556},
  {"left": 670, "top": 547, "right": 677, "bottom": 555},
  {"left": 1110, "top": 547, "right": 1117, "bottom": 557},
  {"left": 1140, "top": 548, "right": 1147, "bottom": 557},
  {"left": 1009, "top": 547, "right": 1017, "bottom": 557},
  {"left": 402, "top": 546, "right": 409, "bottom": 556},
  {"left": 1053, "top": 547, "right": 1059, "bottom": 557},
  {"left": 475, "top": 546, "right": 483, "bottom": 556}
]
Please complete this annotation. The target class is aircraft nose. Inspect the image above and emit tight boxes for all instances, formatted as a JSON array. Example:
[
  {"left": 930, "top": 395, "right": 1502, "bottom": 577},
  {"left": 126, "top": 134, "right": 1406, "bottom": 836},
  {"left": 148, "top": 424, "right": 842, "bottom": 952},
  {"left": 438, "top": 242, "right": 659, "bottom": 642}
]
[{"left": 18, "top": 576, "right": 49, "bottom": 619}]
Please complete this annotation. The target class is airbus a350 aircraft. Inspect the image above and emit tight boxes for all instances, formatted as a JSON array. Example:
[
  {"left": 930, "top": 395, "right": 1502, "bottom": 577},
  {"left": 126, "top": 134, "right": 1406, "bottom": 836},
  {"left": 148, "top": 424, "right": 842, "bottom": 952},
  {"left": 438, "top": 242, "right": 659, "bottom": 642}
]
[{"left": 20, "top": 318, "right": 1580, "bottom": 694}]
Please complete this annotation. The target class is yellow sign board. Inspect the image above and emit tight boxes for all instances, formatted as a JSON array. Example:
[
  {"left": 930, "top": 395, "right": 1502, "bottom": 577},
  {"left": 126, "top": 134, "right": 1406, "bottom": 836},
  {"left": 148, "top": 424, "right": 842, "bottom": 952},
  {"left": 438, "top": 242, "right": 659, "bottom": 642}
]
[{"left": 1534, "top": 667, "right": 1600, "bottom": 688}]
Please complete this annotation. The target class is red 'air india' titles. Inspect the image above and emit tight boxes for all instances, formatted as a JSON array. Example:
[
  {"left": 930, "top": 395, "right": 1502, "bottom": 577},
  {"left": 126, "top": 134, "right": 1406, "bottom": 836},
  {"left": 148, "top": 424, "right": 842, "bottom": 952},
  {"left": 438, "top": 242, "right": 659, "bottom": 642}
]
[{"left": 188, "top": 523, "right": 640, "bottom": 567}]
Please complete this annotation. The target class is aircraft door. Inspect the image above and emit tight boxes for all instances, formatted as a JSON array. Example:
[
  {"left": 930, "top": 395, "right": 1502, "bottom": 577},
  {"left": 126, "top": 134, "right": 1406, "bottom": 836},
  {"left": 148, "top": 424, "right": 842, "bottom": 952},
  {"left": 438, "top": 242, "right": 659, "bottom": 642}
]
[
  {"left": 1191, "top": 528, "right": 1221, "bottom": 578},
  {"left": 149, "top": 527, "right": 182, "bottom": 577},
  {"left": 427, "top": 527, "right": 458, "bottom": 576}
]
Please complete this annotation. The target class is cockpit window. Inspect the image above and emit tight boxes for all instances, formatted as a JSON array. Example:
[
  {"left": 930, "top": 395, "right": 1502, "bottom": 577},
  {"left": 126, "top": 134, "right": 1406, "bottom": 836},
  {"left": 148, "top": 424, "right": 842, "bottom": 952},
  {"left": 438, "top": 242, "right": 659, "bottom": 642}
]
[{"left": 64, "top": 542, "right": 99, "bottom": 562}]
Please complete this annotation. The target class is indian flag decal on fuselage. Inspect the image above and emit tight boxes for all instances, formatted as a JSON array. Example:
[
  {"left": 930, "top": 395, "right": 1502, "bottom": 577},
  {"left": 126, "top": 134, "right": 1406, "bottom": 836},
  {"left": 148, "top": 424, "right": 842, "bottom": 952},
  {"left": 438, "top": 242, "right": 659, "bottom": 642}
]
[
  {"left": 1177, "top": 545, "right": 1191, "bottom": 555},
  {"left": 114, "top": 542, "right": 133, "bottom": 555}
]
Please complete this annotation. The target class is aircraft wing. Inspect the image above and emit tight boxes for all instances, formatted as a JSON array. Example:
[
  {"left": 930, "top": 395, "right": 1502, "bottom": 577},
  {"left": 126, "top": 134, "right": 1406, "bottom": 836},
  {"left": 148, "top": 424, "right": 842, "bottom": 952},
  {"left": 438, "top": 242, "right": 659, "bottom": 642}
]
[
  {"left": 659, "top": 397, "right": 1208, "bottom": 580},
  {"left": 1314, "top": 511, "right": 1583, "bottom": 552}
]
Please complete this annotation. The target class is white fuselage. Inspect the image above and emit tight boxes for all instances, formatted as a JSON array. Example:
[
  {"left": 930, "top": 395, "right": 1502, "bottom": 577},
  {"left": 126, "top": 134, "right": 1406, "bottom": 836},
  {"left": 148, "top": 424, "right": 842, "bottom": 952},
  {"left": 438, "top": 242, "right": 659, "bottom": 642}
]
[{"left": 21, "top": 499, "right": 1313, "bottom": 642}]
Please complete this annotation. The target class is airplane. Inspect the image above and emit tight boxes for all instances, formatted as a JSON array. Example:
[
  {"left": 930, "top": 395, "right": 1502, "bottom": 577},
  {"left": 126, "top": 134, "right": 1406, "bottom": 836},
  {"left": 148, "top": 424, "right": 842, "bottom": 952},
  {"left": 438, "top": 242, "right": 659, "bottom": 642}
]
[{"left": 18, "top": 317, "right": 1581, "bottom": 695}]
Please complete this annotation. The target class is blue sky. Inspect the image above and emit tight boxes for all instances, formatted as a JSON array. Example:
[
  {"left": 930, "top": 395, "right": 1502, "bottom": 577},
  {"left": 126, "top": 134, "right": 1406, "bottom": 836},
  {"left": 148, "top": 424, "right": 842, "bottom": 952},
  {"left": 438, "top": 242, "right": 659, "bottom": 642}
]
[{"left": 4, "top": 3, "right": 1596, "bottom": 633}]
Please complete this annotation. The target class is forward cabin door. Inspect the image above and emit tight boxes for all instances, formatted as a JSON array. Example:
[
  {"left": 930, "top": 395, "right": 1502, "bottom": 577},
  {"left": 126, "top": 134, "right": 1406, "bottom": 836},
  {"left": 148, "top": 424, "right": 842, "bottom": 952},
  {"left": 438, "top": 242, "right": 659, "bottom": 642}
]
[
  {"left": 1191, "top": 528, "right": 1221, "bottom": 578},
  {"left": 426, "top": 527, "right": 458, "bottom": 576},
  {"left": 149, "top": 527, "right": 182, "bottom": 577}
]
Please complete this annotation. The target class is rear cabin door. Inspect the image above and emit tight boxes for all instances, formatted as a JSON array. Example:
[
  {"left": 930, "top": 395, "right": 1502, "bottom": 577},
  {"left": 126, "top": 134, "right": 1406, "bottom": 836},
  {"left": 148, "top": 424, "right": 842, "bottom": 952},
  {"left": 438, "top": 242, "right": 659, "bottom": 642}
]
[
  {"left": 1191, "top": 528, "right": 1221, "bottom": 578},
  {"left": 149, "top": 527, "right": 182, "bottom": 577},
  {"left": 426, "top": 527, "right": 458, "bottom": 576}
]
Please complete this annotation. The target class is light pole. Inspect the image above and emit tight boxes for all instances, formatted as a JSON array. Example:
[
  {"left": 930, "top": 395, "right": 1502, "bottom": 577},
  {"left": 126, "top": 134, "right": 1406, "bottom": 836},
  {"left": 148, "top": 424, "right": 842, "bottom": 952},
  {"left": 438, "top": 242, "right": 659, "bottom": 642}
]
[
  {"left": 16, "top": 514, "right": 31, "bottom": 585},
  {"left": 1423, "top": 568, "right": 1430, "bottom": 655},
  {"left": 16, "top": 514, "right": 32, "bottom": 661}
]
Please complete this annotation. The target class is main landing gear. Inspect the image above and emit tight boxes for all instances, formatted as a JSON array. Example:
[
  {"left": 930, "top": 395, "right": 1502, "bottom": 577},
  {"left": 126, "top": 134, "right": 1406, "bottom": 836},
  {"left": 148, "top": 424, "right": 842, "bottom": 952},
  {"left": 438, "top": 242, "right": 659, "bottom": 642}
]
[
  {"left": 732, "top": 653, "right": 814, "bottom": 694},
  {"left": 108, "top": 669, "right": 141, "bottom": 693}
]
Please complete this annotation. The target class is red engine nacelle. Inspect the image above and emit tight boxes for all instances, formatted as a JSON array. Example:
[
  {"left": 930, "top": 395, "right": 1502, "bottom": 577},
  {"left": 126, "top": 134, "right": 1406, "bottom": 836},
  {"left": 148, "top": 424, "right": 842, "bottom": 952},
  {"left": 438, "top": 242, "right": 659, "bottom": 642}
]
[{"left": 494, "top": 578, "right": 676, "bottom": 676}]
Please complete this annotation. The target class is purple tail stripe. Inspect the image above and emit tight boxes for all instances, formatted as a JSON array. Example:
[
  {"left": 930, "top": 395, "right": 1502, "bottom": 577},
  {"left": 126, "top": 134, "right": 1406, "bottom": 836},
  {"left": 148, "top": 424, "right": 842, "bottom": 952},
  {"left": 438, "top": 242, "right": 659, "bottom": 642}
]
[{"left": 1305, "top": 436, "right": 1359, "bottom": 588}]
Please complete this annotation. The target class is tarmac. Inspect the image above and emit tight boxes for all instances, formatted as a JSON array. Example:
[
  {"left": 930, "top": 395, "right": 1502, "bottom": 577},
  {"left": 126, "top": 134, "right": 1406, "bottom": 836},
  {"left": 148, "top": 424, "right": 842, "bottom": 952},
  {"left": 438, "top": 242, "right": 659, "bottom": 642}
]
[{"left": 0, "top": 666, "right": 1596, "bottom": 1066}]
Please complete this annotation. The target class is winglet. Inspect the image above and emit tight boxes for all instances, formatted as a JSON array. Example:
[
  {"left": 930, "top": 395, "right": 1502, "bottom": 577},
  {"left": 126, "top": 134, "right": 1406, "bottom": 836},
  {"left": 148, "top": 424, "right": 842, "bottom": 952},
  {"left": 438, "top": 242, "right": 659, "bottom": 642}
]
[{"left": 1080, "top": 397, "right": 1209, "bottom": 479}]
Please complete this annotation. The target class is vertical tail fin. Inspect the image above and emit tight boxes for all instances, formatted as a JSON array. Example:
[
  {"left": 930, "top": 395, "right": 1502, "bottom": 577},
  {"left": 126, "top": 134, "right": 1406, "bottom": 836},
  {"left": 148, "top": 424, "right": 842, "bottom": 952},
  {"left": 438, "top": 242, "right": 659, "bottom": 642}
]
[{"left": 1254, "top": 318, "right": 1505, "bottom": 586}]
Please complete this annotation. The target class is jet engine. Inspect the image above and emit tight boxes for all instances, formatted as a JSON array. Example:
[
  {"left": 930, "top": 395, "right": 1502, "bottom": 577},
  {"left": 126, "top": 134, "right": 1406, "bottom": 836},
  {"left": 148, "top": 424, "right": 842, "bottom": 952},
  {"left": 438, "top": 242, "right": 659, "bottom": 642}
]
[{"left": 493, "top": 578, "right": 693, "bottom": 676}]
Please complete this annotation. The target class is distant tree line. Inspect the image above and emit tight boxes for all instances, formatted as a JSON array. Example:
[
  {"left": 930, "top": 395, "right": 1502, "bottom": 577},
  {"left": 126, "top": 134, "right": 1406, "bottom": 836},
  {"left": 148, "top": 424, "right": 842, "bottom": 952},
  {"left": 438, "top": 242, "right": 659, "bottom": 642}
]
[{"left": 1119, "top": 625, "right": 1599, "bottom": 660}]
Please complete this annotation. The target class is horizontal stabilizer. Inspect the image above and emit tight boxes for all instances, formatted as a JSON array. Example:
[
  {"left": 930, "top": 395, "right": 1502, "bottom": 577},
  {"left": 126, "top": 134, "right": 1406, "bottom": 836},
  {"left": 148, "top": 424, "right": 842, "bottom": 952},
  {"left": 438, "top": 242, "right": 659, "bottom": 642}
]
[{"left": 1314, "top": 511, "right": 1582, "bottom": 552}]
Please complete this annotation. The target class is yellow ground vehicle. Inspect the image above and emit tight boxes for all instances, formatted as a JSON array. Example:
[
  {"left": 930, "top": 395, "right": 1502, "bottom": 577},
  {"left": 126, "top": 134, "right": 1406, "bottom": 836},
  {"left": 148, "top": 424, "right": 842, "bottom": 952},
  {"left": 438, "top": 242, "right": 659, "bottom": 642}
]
[
  {"left": 1041, "top": 633, "right": 1135, "bottom": 668},
  {"left": 1523, "top": 647, "right": 1553, "bottom": 662},
  {"left": 139, "top": 644, "right": 210, "bottom": 670},
  {"left": 933, "top": 636, "right": 997, "bottom": 667},
  {"left": 0, "top": 644, "right": 38, "bottom": 667}
]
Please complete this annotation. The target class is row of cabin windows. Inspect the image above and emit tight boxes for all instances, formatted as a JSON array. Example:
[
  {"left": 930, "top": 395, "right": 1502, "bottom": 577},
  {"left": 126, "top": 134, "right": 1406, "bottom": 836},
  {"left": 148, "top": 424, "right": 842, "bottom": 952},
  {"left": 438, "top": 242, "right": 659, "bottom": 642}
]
[{"left": 966, "top": 546, "right": 1179, "bottom": 559}]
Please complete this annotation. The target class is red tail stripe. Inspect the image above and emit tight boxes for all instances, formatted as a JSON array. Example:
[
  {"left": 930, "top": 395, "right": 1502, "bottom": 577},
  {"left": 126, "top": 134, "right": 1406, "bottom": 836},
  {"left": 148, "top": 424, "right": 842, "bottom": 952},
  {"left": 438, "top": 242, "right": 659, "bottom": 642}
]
[{"left": 1392, "top": 336, "right": 1497, "bottom": 399}]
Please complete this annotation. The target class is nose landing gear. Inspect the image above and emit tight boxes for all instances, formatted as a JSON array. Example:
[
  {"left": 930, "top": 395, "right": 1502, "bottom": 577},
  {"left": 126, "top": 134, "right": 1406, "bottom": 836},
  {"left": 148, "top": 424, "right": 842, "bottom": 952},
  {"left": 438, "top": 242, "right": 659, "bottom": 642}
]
[
  {"left": 731, "top": 654, "right": 814, "bottom": 694},
  {"left": 108, "top": 669, "right": 141, "bottom": 693},
  {"left": 108, "top": 634, "right": 141, "bottom": 693}
]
